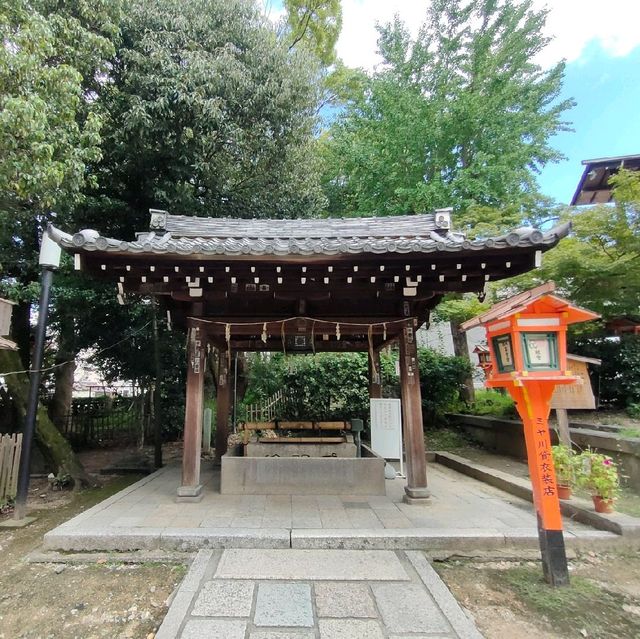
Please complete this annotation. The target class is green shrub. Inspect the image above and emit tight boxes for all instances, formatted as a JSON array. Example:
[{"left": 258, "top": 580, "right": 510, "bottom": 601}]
[
  {"left": 626, "top": 403, "right": 640, "bottom": 419},
  {"left": 417, "top": 347, "right": 472, "bottom": 425},
  {"left": 241, "top": 348, "right": 471, "bottom": 427},
  {"left": 463, "top": 389, "right": 516, "bottom": 418},
  {"left": 570, "top": 333, "right": 640, "bottom": 409}
]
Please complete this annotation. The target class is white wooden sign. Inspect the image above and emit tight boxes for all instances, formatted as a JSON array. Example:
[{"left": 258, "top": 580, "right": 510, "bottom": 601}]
[{"left": 370, "top": 398, "right": 403, "bottom": 467}]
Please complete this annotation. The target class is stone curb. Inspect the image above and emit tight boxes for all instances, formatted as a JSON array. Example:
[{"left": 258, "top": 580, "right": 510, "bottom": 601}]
[
  {"left": 291, "top": 528, "right": 507, "bottom": 551},
  {"left": 156, "top": 549, "right": 213, "bottom": 639},
  {"left": 436, "top": 452, "right": 640, "bottom": 539},
  {"left": 290, "top": 527, "right": 626, "bottom": 552},
  {"left": 44, "top": 527, "right": 291, "bottom": 552},
  {"left": 406, "top": 551, "right": 484, "bottom": 639}
]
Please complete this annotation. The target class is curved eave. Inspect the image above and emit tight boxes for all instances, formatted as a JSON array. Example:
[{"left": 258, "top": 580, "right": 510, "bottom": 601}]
[{"left": 46, "top": 221, "right": 571, "bottom": 261}]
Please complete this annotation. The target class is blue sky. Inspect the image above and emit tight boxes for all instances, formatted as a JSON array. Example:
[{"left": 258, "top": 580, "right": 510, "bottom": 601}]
[{"left": 538, "top": 42, "right": 640, "bottom": 204}]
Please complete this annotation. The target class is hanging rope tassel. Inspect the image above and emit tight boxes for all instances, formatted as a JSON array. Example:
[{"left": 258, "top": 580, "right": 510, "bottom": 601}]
[
  {"left": 311, "top": 320, "right": 316, "bottom": 355},
  {"left": 261, "top": 322, "right": 268, "bottom": 344},
  {"left": 383, "top": 322, "right": 387, "bottom": 342},
  {"left": 368, "top": 324, "right": 375, "bottom": 370},
  {"left": 281, "top": 320, "right": 287, "bottom": 357},
  {"left": 336, "top": 322, "right": 341, "bottom": 341},
  {"left": 225, "top": 323, "right": 232, "bottom": 366}
]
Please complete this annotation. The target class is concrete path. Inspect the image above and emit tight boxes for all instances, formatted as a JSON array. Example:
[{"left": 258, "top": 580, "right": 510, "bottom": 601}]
[{"left": 157, "top": 548, "right": 483, "bottom": 639}]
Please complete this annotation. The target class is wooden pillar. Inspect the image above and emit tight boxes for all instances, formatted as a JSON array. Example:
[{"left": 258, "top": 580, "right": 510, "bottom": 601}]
[
  {"left": 215, "top": 346, "right": 231, "bottom": 462},
  {"left": 368, "top": 348, "right": 382, "bottom": 399},
  {"left": 399, "top": 322, "right": 429, "bottom": 503},
  {"left": 178, "top": 323, "right": 206, "bottom": 501}
]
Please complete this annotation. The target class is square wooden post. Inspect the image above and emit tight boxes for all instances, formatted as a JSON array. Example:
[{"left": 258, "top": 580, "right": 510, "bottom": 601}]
[
  {"left": 178, "top": 323, "right": 206, "bottom": 501},
  {"left": 368, "top": 348, "right": 382, "bottom": 399},
  {"left": 399, "top": 322, "right": 429, "bottom": 503},
  {"left": 215, "top": 346, "right": 231, "bottom": 462}
]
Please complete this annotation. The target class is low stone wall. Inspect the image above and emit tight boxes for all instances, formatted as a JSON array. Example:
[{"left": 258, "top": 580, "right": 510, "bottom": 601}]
[
  {"left": 447, "top": 413, "right": 640, "bottom": 490},
  {"left": 220, "top": 444, "right": 385, "bottom": 495}
]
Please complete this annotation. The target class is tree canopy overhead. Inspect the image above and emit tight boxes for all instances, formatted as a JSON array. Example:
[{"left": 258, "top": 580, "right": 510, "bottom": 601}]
[
  {"left": 321, "top": 0, "right": 573, "bottom": 218},
  {"left": 86, "top": 0, "right": 326, "bottom": 239}
]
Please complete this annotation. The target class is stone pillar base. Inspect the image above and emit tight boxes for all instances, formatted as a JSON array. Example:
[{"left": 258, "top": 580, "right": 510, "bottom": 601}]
[
  {"left": 176, "top": 484, "right": 203, "bottom": 503},
  {"left": 403, "top": 486, "right": 430, "bottom": 504}
]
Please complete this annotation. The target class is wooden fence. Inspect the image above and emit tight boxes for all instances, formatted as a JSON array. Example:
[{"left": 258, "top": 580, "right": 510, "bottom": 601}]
[
  {"left": 245, "top": 390, "right": 286, "bottom": 422},
  {"left": 0, "top": 433, "right": 22, "bottom": 504}
]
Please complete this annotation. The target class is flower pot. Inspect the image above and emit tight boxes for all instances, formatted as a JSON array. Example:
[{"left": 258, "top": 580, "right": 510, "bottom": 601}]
[
  {"left": 592, "top": 495, "right": 614, "bottom": 514},
  {"left": 557, "top": 484, "right": 572, "bottom": 500}
]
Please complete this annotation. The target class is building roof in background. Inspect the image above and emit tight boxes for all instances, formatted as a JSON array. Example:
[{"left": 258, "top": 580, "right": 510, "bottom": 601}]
[{"left": 571, "top": 154, "right": 640, "bottom": 206}]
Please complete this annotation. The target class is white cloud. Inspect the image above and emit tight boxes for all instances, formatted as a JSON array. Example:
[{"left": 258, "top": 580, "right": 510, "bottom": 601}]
[{"left": 333, "top": 0, "right": 640, "bottom": 70}]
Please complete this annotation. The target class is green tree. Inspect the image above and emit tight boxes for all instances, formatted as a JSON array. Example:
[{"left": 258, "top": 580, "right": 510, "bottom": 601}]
[
  {"left": 86, "top": 0, "right": 326, "bottom": 240},
  {"left": 0, "top": 0, "right": 121, "bottom": 486},
  {"left": 283, "top": 0, "right": 342, "bottom": 65},
  {"left": 509, "top": 169, "right": 640, "bottom": 319},
  {"left": 321, "top": 0, "right": 573, "bottom": 217}
]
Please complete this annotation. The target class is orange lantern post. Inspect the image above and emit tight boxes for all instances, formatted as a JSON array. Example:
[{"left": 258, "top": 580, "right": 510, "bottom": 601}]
[{"left": 461, "top": 282, "right": 600, "bottom": 586}]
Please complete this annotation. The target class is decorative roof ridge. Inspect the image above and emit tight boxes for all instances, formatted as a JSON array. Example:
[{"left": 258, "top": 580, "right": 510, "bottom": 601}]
[{"left": 148, "top": 208, "right": 455, "bottom": 239}]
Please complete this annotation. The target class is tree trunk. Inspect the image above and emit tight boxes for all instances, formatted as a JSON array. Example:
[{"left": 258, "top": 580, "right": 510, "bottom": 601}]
[
  {"left": 48, "top": 316, "right": 76, "bottom": 431},
  {"left": 0, "top": 348, "right": 95, "bottom": 488},
  {"left": 450, "top": 321, "right": 475, "bottom": 403}
]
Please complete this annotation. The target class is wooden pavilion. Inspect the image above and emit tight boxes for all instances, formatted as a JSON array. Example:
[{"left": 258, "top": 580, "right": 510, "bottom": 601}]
[{"left": 47, "top": 209, "right": 570, "bottom": 502}]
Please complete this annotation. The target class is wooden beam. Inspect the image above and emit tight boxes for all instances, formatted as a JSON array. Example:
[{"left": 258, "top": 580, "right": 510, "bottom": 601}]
[
  {"left": 178, "top": 323, "right": 206, "bottom": 501},
  {"left": 399, "top": 321, "right": 429, "bottom": 503}
]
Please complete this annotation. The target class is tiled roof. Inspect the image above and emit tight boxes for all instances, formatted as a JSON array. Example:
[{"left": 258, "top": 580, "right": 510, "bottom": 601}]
[{"left": 47, "top": 211, "right": 570, "bottom": 258}]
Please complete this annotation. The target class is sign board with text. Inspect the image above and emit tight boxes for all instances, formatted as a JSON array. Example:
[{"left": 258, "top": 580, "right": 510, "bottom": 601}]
[{"left": 370, "top": 398, "right": 402, "bottom": 460}]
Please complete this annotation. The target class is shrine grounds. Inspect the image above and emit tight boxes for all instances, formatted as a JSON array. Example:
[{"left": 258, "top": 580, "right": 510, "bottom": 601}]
[{"left": 2, "top": 445, "right": 640, "bottom": 639}]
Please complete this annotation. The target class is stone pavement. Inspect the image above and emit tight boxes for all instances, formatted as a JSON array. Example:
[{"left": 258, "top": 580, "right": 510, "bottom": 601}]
[
  {"left": 156, "top": 548, "right": 484, "bottom": 639},
  {"left": 44, "top": 463, "right": 617, "bottom": 552}
]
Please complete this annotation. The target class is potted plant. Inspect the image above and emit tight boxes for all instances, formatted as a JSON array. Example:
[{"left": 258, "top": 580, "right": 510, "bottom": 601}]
[
  {"left": 576, "top": 449, "right": 620, "bottom": 513},
  {"left": 551, "top": 444, "right": 576, "bottom": 500}
]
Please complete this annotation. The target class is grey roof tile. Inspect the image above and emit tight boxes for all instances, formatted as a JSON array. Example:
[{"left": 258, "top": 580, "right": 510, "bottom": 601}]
[{"left": 47, "top": 214, "right": 570, "bottom": 259}]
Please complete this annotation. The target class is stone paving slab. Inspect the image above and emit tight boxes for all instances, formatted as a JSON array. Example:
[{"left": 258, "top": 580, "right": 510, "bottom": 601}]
[
  {"left": 156, "top": 548, "right": 478, "bottom": 639},
  {"left": 254, "top": 583, "right": 314, "bottom": 627},
  {"left": 215, "top": 549, "right": 410, "bottom": 581}
]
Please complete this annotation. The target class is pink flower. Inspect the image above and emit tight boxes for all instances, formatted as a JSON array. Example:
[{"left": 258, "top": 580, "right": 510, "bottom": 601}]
[{"left": 603, "top": 459, "right": 612, "bottom": 466}]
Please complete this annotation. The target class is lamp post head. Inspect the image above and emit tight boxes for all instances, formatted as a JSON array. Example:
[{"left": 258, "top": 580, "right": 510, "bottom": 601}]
[
  {"left": 39, "top": 231, "right": 62, "bottom": 269},
  {"left": 461, "top": 282, "right": 600, "bottom": 389}
]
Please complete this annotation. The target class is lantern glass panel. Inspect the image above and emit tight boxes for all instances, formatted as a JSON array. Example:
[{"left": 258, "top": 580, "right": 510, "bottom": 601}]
[
  {"left": 521, "top": 332, "right": 559, "bottom": 371},
  {"left": 492, "top": 335, "right": 515, "bottom": 373}
]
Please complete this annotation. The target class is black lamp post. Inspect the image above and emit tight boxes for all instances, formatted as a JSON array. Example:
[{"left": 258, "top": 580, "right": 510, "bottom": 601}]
[{"left": 13, "top": 231, "right": 61, "bottom": 523}]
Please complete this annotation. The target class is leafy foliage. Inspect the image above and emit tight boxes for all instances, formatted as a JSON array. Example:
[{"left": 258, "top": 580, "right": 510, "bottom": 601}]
[
  {"left": 570, "top": 333, "right": 640, "bottom": 410},
  {"left": 86, "top": 0, "right": 326, "bottom": 241},
  {"left": 507, "top": 169, "right": 640, "bottom": 319},
  {"left": 0, "top": 0, "right": 119, "bottom": 213},
  {"left": 283, "top": 0, "right": 342, "bottom": 65},
  {"left": 321, "top": 0, "right": 572, "bottom": 217},
  {"left": 417, "top": 347, "right": 473, "bottom": 424},
  {"left": 242, "top": 348, "right": 470, "bottom": 426},
  {"left": 463, "top": 389, "right": 516, "bottom": 419}
]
